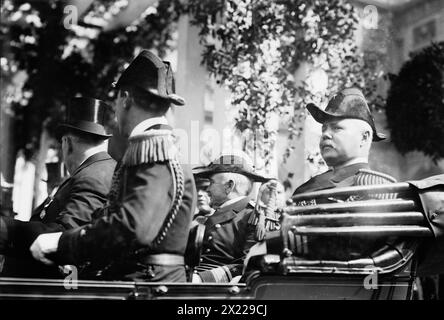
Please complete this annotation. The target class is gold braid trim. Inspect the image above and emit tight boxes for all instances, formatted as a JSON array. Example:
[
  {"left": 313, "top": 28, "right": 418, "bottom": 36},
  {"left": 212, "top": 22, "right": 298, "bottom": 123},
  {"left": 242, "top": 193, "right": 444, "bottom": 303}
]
[
  {"left": 122, "top": 129, "right": 177, "bottom": 166},
  {"left": 121, "top": 129, "right": 184, "bottom": 246},
  {"left": 153, "top": 159, "right": 185, "bottom": 247}
]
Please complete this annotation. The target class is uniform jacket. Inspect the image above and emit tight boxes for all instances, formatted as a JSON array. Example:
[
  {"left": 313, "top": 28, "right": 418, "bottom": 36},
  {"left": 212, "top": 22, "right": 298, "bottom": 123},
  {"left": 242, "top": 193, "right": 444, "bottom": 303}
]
[
  {"left": 55, "top": 124, "right": 196, "bottom": 282},
  {"left": 0, "top": 151, "right": 116, "bottom": 277},
  {"left": 291, "top": 162, "right": 395, "bottom": 261},
  {"left": 195, "top": 197, "right": 257, "bottom": 282},
  {"left": 292, "top": 162, "right": 370, "bottom": 195}
]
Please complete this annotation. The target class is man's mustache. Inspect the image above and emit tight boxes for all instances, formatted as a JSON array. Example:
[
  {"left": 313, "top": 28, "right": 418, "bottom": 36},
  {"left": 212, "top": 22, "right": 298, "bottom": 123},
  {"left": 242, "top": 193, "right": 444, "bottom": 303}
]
[{"left": 320, "top": 142, "right": 335, "bottom": 150}]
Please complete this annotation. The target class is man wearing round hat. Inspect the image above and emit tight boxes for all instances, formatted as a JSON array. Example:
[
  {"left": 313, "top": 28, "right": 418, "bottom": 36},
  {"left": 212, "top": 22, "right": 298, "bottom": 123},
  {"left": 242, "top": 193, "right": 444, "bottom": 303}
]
[
  {"left": 190, "top": 154, "right": 269, "bottom": 283},
  {"left": 0, "top": 97, "right": 116, "bottom": 278},
  {"left": 290, "top": 87, "right": 396, "bottom": 261},
  {"left": 29, "top": 50, "right": 196, "bottom": 282},
  {"left": 293, "top": 87, "right": 395, "bottom": 198}
]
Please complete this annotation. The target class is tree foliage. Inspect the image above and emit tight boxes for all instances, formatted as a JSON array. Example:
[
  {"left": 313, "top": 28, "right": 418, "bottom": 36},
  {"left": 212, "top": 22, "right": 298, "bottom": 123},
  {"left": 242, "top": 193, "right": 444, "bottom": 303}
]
[
  {"left": 1, "top": 0, "right": 182, "bottom": 159},
  {"left": 1, "top": 0, "right": 381, "bottom": 171},
  {"left": 386, "top": 41, "right": 444, "bottom": 161},
  {"left": 185, "top": 0, "right": 382, "bottom": 169}
]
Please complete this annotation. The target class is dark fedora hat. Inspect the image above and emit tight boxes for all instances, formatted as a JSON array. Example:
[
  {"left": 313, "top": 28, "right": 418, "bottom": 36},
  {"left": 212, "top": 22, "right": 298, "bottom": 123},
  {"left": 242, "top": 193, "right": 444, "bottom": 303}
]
[
  {"left": 114, "top": 50, "right": 185, "bottom": 106},
  {"left": 56, "top": 97, "right": 113, "bottom": 139},
  {"left": 193, "top": 154, "right": 270, "bottom": 183},
  {"left": 306, "top": 87, "right": 385, "bottom": 141}
]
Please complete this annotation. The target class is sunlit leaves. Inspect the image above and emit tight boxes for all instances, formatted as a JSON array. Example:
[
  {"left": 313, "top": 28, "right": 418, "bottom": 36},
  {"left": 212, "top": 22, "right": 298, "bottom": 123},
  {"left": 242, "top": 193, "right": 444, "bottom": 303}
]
[
  {"left": 186, "top": 0, "right": 370, "bottom": 169},
  {"left": 1, "top": 0, "right": 183, "bottom": 158}
]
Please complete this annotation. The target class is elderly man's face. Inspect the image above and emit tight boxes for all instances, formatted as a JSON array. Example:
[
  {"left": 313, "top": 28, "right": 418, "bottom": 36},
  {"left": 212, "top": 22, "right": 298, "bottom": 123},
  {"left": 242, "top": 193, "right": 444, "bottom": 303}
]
[
  {"left": 320, "top": 118, "right": 367, "bottom": 167},
  {"left": 207, "top": 173, "right": 229, "bottom": 207}
]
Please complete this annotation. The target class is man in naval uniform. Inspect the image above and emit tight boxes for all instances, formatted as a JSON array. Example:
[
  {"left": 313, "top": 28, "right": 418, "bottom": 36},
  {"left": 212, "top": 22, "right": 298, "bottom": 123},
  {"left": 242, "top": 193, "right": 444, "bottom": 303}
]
[
  {"left": 189, "top": 154, "right": 269, "bottom": 283},
  {"left": 0, "top": 97, "right": 116, "bottom": 278},
  {"left": 291, "top": 87, "right": 397, "bottom": 260},
  {"left": 293, "top": 87, "right": 395, "bottom": 199},
  {"left": 29, "top": 50, "right": 196, "bottom": 282}
]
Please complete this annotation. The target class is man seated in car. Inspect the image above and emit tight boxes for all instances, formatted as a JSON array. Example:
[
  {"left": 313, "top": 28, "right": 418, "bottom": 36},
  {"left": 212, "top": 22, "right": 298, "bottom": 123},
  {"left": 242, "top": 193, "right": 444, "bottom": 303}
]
[
  {"left": 189, "top": 154, "right": 269, "bottom": 283},
  {"left": 290, "top": 87, "right": 397, "bottom": 260},
  {"left": 293, "top": 87, "right": 395, "bottom": 198}
]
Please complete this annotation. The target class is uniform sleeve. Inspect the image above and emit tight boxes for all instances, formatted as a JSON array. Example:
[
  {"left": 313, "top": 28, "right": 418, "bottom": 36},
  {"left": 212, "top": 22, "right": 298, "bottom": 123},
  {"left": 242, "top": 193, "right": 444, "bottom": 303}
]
[
  {"left": 0, "top": 175, "right": 109, "bottom": 257},
  {"left": 198, "top": 264, "right": 243, "bottom": 283},
  {"left": 242, "top": 210, "right": 258, "bottom": 258},
  {"left": 56, "top": 162, "right": 173, "bottom": 265}
]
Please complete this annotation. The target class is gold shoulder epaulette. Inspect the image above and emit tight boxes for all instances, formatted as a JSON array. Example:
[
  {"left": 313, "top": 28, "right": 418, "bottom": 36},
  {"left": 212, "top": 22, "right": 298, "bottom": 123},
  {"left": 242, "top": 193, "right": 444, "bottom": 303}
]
[
  {"left": 353, "top": 168, "right": 398, "bottom": 200},
  {"left": 355, "top": 168, "right": 397, "bottom": 185},
  {"left": 122, "top": 129, "right": 178, "bottom": 166}
]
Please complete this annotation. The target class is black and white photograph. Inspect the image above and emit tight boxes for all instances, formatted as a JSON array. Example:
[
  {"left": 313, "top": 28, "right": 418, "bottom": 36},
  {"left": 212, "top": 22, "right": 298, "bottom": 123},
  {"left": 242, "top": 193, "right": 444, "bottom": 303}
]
[{"left": 0, "top": 0, "right": 443, "bottom": 305}]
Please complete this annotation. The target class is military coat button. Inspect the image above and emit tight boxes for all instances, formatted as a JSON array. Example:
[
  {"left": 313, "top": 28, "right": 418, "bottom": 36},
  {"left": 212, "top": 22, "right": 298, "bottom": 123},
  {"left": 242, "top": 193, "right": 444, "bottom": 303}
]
[{"left": 215, "top": 224, "right": 221, "bottom": 228}]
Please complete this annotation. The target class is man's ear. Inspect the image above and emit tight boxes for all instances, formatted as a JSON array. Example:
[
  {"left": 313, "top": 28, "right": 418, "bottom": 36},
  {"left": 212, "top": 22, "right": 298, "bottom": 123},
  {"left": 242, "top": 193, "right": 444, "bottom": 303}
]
[
  {"left": 361, "top": 130, "right": 371, "bottom": 145},
  {"left": 120, "top": 90, "right": 131, "bottom": 110},
  {"left": 66, "top": 136, "right": 74, "bottom": 153},
  {"left": 225, "top": 180, "right": 235, "bottom": 194}
]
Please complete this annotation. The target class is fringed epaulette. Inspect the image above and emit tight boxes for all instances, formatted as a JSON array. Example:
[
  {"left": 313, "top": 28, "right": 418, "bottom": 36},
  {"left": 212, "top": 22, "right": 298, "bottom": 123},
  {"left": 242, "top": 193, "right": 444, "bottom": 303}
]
[
  {"left": 354, "top": 168, "right": 397, "bottom": 185},
  {"left": 351, "top": 168, "right": 398, "bottom": 200},
  {"left": 122, "top": 129, "right": 177, "bottom": 166}
]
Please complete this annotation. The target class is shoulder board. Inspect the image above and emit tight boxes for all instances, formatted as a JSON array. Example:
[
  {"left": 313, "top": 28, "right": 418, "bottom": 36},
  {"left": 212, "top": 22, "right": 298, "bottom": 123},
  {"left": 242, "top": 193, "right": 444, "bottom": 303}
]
[
  {"left": 354, "top": 168, "right": 397, "bottom": 186},
  {"left": 122, "top": 129, "right": 178, "bottom": 166}
]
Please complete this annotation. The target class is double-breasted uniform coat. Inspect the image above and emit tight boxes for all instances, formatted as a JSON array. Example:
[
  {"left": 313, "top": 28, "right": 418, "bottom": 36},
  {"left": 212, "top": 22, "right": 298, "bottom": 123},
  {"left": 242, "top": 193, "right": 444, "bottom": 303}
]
[{"left": 194, "top": 197, "right": 257, "bottom": 282}]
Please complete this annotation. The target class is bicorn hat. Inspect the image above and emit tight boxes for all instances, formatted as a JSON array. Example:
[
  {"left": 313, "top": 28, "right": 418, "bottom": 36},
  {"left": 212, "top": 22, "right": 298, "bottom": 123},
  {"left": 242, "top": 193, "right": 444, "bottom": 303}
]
[
  {"left": 114, "top": 50, "right": 185, "bottom": 106},
  {"left": 306, "top": 87, "right": 385, "bottom": 141},
  {"left": 193, "top": 154, "right": 270, "bottom": 183},
  {"left": 56, "top": 97, "right": 113, "bottom": 140}
]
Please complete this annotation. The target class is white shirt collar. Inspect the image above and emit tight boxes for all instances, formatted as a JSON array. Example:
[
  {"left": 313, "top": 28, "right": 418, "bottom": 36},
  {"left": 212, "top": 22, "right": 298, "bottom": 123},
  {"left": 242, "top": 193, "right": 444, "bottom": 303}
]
[
  {"left": 219, "top": 196, "right": 247, "bottom": 209},
  {"left": 130, "top": 116, "right": 168, "bottom": 137}
]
